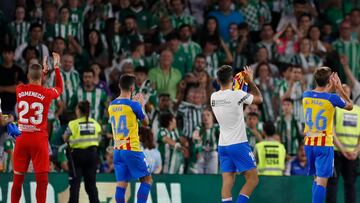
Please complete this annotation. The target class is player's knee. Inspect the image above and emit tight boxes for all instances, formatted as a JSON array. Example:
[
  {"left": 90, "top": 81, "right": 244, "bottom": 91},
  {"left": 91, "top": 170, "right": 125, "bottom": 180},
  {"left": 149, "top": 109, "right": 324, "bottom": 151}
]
[
  {"left": 245, "top": 172, "right": 259, "bottom": 186},
  {"left": 14, "top": 171, "right": 25, "bottom": 175},
  {"left": 250, "top": 175, "right": 259, "bottom": 186},
  {"left": 140, "top": 176, "right": 153, "bottom": 185}
]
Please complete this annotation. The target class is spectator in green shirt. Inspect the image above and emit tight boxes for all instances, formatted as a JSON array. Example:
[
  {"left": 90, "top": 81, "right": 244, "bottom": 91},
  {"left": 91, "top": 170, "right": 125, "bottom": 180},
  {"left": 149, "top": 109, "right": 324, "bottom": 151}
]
[
  {"left": 125, "top": 0, "right": 158, "bottom": 35},
  {"left": 179, "top": 24, "right": 202, "bottom": 67},
  {"left": 324, "top": 0, "right": 352, "bottom": 29},
  {"left": 149, "top": 49, "right": 182, "bottom": 100},
  {"left": 121, "top": 15, "right": 144, "bottom": 54},
  {"left": 169, "top": 0, "right": 196, "bottom": 29},
  {"left": 166, "top": 32, "right": 192, "bottom": 77}
]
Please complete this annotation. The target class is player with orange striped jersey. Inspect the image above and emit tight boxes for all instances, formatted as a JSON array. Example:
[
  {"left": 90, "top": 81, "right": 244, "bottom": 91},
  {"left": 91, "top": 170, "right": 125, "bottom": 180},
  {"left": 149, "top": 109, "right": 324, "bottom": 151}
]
[
  {"left": 108, "top": 74, "right": 152, "bottom": 203},
  {"left": 302, "top": 67, "right": 353, "bottom": 203}
]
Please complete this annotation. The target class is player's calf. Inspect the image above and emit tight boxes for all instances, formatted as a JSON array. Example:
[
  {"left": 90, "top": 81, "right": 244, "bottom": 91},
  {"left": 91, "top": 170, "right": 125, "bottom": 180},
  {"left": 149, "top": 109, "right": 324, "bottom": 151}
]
[
  {"left": 138, "top": 176, "right": 152, "bottom": 203},
  {"left": 11, "top": 171, "right": 25, "bottom": 203},
  {"left": 237, "top": 169, "right": 259, "bottom": 203},
  {"left": 221, "top": 172, "right": 236, "bottom": 202},
  {"left": 35, "top": 172, "right": 48, "bottom": 203},
  {"left": 115, "top": 182, "right": 128, "bottom": 203}
]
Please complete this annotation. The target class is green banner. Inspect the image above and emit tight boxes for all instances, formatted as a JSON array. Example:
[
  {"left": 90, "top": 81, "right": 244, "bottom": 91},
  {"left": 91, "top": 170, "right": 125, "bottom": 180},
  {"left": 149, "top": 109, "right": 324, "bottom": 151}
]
[{"left": 0, "top": 173, "right": 359, "bottom": 203}]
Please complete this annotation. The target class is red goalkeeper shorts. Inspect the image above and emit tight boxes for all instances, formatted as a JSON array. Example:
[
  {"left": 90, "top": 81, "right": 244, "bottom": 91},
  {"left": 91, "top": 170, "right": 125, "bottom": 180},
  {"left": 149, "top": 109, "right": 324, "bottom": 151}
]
[{"left": 13, "top": 134, "right": 50, "bottom": 173}]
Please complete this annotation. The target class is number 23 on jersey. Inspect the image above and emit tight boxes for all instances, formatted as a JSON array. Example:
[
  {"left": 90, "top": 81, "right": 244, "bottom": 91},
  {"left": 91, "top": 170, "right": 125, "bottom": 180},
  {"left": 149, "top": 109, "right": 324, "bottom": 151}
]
[{"left": 18, "top": 101, "right": 44, "bottom": 125}]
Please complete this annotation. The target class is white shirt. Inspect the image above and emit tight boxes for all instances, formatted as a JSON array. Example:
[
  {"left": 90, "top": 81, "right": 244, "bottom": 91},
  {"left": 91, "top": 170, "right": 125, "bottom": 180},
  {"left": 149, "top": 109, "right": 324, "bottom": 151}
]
[{"left": 211, "top": 89, "right": 253, "bottom": 146}]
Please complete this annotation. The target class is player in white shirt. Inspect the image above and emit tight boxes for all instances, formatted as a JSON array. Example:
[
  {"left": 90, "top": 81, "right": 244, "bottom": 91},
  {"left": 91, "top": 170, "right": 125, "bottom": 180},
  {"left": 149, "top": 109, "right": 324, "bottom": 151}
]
[{"left": 211, "top": 66, "right": 263, "bottom": 203}]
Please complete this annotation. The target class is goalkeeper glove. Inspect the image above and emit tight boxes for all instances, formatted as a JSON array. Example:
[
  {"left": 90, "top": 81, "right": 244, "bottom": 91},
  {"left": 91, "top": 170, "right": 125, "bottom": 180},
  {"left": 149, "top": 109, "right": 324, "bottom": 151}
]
[{"left": 7, "top": 122, "right": 21, "bottom": 139}]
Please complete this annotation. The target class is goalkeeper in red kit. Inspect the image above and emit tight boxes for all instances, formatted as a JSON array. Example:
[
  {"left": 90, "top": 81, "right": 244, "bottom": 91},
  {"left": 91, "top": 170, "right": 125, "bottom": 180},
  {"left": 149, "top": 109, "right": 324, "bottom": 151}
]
[{"left": 11, "top": 53, "right": 63, "bottom": 203}]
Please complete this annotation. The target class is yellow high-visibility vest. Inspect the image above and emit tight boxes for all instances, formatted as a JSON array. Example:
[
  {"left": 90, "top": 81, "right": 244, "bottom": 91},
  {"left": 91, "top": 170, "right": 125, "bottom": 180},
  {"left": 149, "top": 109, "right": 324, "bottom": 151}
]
[
  {"left": 68, "top": 117, "right": 101, "bottom": 149},
  {"left": 335, "top": 105, "right": 360, "bottom": 151},
  {"left": 255, "top": 140, "right": 286, "bottom": 176}
]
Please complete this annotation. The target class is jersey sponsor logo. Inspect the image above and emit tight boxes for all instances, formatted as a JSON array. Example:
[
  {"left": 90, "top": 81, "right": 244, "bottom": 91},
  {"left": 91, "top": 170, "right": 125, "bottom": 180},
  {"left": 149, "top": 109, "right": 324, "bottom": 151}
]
[
  {"left": 18, "top": 124, "right": 40, "bottom": 132},
  {"left": 18, "top": 91, "right": 45, "bottom": 100},
  {"left": 211, "top": 99, "right": 231, "bottom": 107},
  {"left": 343, "top": 113, "right": 358, "bottom": 127}
]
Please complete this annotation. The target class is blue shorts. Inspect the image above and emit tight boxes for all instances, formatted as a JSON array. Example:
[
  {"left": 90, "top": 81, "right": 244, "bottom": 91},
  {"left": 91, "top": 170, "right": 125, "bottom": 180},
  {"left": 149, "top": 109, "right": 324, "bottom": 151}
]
[
  {"left": 113, "top": 150, "right": 151, "bottom": 182},
  {"left": 218, "top": 142, "right": 257, "bottom": 173},
  {"left": 304, "top": 145, "right": 334, "bottom": 178}
]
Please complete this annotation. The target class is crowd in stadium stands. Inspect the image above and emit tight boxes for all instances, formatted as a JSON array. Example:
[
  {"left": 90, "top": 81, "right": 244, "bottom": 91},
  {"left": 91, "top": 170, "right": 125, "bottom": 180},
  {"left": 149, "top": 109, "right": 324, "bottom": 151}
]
[{"left": 0, "top": 0, "right": 360, "bottom": 176}]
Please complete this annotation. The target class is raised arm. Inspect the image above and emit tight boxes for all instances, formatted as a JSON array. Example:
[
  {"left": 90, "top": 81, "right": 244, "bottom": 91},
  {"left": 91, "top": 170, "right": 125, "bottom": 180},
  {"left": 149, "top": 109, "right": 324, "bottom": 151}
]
[
  {"left": 46, "top": 53, "right": 64, "bottom": 98},
  {"left": 340, "top": 55, "right": 358, "bottom": 89},
  {"left": 244, "top": 66, "right": 263, "bottom": 105},
  {"left": 133, "top": 93, "right": 149, "bottom": 126},
  {"left": 332, "top": 73, "right": 353, "bottom": 111}
]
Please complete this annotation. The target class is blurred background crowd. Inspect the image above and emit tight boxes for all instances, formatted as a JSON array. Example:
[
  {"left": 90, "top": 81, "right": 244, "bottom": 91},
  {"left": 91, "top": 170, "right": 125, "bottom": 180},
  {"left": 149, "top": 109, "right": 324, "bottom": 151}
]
[{"left": 0, "top": 0, "right": 360, "bottom": 176}]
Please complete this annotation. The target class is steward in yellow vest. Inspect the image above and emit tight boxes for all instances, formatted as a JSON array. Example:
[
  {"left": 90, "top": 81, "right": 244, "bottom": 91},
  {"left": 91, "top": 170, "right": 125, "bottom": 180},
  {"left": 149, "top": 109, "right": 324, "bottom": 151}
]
[
  {"left": 327, "top": 85, "right": 360, "bottom": 203},
  {"left": 63, "top": 101, "right": 101, "bottom": 203},
  {"left": 255, "top": 121, "right": 286, "bottom": 176},
  {"left": 334, "top": 105, "right": 360, "bottom": 153}
]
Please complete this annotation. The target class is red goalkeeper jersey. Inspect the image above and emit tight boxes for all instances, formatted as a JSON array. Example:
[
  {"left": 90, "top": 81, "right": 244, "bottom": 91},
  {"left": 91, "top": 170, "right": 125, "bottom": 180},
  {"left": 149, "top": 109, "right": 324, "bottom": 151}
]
[{"left": 16, "top": 68, "right": 63, "bottom": 136}]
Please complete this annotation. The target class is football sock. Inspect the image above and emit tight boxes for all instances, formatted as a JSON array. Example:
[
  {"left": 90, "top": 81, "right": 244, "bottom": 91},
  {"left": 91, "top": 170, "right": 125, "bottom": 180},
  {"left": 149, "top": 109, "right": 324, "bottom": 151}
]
[
  {"left": 35, "top": 173, "right": 48, "bottom": 203},
  {"left": 237, "top": 194, "right": 249, "bottom": 203},
  {"left": 222, "top": 197, "right": 233, "bottom": 203},
  {"left": 312, "top": 181, "right": 317, "bottom": 194},
  {"left": 115, "top": 186, "right": 126, "bottom": 203},
  {"left": 137, "top": 182, "right": 151, "bottom": 203},
  {"left": 312, "top": 185, "right": 326, "bottom": 203},
  {"left": 11, "top": 173, "right": 25, "bottom": 203}
]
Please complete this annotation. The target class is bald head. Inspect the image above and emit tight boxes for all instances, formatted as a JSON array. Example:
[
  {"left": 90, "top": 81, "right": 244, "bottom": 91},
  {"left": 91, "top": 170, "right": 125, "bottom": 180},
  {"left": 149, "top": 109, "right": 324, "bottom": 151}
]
[{"left": 28, "top": 63, "right": 43, "bottom": 81}]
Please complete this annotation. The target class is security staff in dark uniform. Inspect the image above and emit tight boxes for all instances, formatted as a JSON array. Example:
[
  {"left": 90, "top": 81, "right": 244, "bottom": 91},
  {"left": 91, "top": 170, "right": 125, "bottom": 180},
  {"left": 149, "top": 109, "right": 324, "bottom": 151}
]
[{"left": 63, "top": 101, "right": 101, "bottom": 203}]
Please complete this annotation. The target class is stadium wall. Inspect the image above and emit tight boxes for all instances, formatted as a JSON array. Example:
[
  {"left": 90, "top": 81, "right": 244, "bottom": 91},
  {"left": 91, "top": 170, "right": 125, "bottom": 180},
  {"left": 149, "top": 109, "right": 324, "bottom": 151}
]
[{"left": 0, "top": 173, "right": 359, "bottom": 203}]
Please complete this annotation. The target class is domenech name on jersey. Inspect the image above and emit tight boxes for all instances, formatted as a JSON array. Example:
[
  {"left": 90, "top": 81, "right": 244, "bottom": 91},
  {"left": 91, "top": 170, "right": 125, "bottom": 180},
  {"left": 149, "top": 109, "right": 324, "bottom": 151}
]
[{"left": 18, "top": 91, "right": 46, "bottom": 100}]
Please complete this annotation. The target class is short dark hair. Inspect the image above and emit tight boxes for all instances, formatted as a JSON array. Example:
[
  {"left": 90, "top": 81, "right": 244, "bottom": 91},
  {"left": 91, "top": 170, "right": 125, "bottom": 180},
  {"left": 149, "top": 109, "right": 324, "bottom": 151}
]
[
  {"left": 247, "top": 112, "right": 259, "bottom": 118},
  {"left": 22, "top": 46, "right": 39, "bottom": 59},
  {"left": 351, "top": 8, "right": 360, "bottom": 14},
  {"left": 59, "top": 6, "right": 69, "bottom": 13},
  {"left": 158, "top": 93, "right": 170, "bottom": 98},
  {"left": 159, "top": 112, "right": 174, "bottom": 128},
  {"left": 298, "top": 13, "right": 312, "bottom": 22},
  {"left": 165, "top": 31, "right": 180, "bottom": 41},
  {"left": 124, "top": 14, "right": 137, "bottom": 21},
  {"left": 54, "top": 36, "right": 66, "bottom": 43},
  {"left": 262, "top": 23, "right": 273, "bottom": 30},
  {"left": 204, "top": 36, "right": 219, "bottom": 46},
  {"left": 28, "top": 62, "right": 43, "bottom": 81},
  {"left": 130, "top": 41, "right": 144, "bottom": 53},
  {"left": 29, "top": 23, "right": 43, "bottom": 32},
  {"left": 238, "top": 22, "right": 248, "bottom": 30},
  {"left": 217, "top": 65, "right": 233, "bottom": 85},
  {"left": 263, "top": 121, "right": 276, "bottom": 137},
  {"left": 195, "top": 53, "right": 206, "bottom": 60},
  {"left": 282, "top": 98, "right": 294, "bottom": 104},
  {"left": 178, "top": 23, "right": 191, "bottom": 31},
  {"left": 2, "top": 45, "right": 15, "bottom": 53},
  {"left": 134, "top": 66, "right": 148, "bottom": 74},
  {"left": 83, "top": 69, "right": 95, "bottom": 76},
  {"left": 119, "top": 74, "right": 136, "bottom": 91},
  {"left": 294, "top": 0, "right": 307, "bottom": 5},
  {"left": 314, "top": 67, "right": 332, "bottom": 87}
]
